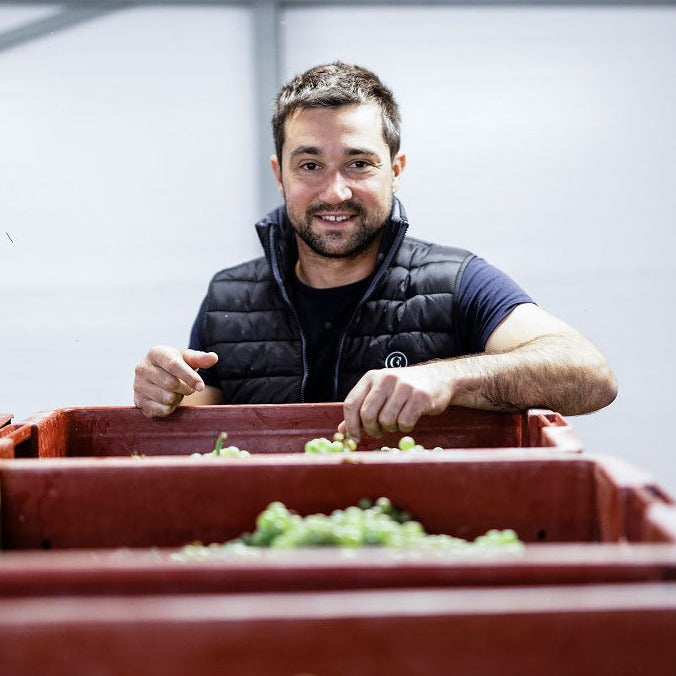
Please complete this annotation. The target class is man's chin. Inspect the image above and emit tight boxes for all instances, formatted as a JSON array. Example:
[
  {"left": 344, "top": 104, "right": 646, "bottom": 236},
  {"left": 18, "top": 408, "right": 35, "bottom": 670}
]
[
  {"left": 309, "top": 243, "right": 359, "bottom": 259},
  {"left": 292, "top": 218, "right": 385, "bottom": 259}
]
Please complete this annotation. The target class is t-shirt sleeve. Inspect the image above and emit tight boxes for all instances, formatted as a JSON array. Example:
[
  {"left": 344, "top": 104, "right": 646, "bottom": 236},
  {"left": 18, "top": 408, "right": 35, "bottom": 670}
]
[
  {"left": 455, "top": 257, "right": 534, "bottom": 353},
  {"left": 188, "top": 296, "right": 220, "bottom": 388}
]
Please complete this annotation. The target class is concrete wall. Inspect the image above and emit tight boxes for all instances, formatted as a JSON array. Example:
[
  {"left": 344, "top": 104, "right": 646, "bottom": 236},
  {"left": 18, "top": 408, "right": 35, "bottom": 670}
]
[{"left": 1, "top": 4, "right": 675, "bottom": 492}]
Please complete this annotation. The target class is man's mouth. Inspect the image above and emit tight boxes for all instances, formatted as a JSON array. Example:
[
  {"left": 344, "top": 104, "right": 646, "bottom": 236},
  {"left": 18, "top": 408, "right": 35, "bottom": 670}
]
[{"left": 316, "top": 214, "right": 353, "bottom": 223}]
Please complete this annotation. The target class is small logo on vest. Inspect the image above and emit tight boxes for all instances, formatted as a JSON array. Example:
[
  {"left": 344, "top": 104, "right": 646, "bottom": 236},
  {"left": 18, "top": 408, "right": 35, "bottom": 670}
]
[{"left": 385, "top": 351, "right": 408, "bottom": 368}]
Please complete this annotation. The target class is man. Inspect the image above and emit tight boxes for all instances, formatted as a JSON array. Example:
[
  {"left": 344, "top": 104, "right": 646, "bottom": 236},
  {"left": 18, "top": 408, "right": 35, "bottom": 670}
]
[{"left": 133, "top": 62, "right": 617, "bottom": 442}]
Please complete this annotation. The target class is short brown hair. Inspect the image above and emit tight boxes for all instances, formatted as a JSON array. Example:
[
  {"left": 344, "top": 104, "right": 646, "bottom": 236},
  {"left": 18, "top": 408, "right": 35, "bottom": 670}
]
[{"left": 272, "top": 62, "right": 401, "bottom": 161}]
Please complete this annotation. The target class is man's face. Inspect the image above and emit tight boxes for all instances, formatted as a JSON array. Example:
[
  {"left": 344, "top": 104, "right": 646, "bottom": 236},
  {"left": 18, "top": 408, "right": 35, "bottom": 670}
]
[{"left": 271, "top": 103, "right": 405, "bottom": 259}]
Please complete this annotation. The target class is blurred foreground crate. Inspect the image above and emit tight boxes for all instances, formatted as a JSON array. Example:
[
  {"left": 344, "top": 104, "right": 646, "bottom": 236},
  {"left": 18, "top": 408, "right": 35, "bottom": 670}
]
[
  {"left": 0, "top": 584, "right": 675, "bottom": 676},
  {"left": 0, "top": 403, "right": 581, "bottom": 459}
]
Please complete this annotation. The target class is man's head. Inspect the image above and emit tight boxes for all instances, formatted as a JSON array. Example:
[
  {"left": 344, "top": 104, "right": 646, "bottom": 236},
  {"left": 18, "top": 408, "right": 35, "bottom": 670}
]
[
  {"left": 271, "top": 63, "right": 406, "bottom": 263},
  {"left": 272, "top": 62, "right": 401, "bottom": 163}
]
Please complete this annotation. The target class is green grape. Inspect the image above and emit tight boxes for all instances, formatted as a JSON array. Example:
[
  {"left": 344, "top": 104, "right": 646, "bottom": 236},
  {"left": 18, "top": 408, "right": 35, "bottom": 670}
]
[
  {"left": 335, "top": 525, "right": 363, "bottom": 547},
  {"left": 402, "top": 520, "right": 425, "bottom": 537},
  {"left": 190, "top": 433, "right": 251, "bottom": 458},
  {"left": 375, "top": 496, "right": 392, "bottom": 513},
  {"left": 304, "top": 439, "right": 319, "bottom": 454},
  {"left": 398, "top": 436, "right": 416, "bottom": 451},
  {"left": 219, "top": 445, "right": 249, "bottom": 457},
  {"left": 304, "top": 432, "right": 359, "bottom": 454},
  {"left": 377, "top": 436, "right": 443, "bottom": 453}
]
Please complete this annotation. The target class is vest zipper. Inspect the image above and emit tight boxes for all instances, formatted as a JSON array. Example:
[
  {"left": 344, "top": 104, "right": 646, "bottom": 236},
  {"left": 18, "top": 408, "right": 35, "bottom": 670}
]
[
  {"left": 267, "top": 227, "right": 310, "bottom": 403},
  {"left": 332, "top": 219, "right": 409, "bottom": 400}
]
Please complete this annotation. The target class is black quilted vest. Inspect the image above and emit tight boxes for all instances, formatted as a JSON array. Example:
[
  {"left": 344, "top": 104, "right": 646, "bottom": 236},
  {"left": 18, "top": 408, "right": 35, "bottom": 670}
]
[{"left": 202, "top": 199, "right": 474, "bottom": 403}]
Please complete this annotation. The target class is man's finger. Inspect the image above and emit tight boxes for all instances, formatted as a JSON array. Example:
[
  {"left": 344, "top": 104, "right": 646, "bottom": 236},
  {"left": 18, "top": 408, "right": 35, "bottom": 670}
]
[
  {"left": 135, "top": 381, "right": 185, "bottom": 408},
  {"left": 145, "top": 369, "right": 195, "bottom": 397},
  {"left": 396, "top": 391, "right": 428, "bottom": 432},
  {"left": 358, "top": 384, "right": 392, "bottom": 439},
  {"left": 135, "top": 358, "right": 196, "bottom": 398},
  {"left": 134, "top": 394, "right": 178, "bottom": 419},
  {"left": 377, "top": 388, "right": 408, "bottom": 434},
  {"left": 148, "top": 347, "right": 205, "bottom": 391},
  {"left": 182, "top": 349, "right": 219, "bottom": 370},
  {"left": 342, "top": 375, "right": 374, "bottom": 441}
]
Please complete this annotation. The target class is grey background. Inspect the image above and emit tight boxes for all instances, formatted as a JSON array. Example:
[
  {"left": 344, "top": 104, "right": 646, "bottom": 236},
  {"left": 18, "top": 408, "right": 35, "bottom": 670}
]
[{"left": 1, "top": 2, "right": 674, "bottom": 493}]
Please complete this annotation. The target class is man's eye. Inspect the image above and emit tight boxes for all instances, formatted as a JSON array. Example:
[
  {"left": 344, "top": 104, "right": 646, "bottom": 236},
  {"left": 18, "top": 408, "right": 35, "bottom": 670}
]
[
  {"left": 352, "top": 160, "right": 368, "bottom": 169},
  {"left": 301, "top": 162, "right": 319, "bottom": 171}
]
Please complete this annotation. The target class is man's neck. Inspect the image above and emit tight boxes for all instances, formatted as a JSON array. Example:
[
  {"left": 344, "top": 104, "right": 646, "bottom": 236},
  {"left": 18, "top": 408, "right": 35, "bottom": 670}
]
[{"left": 295, "top": 239, "right": 380, "bottom": 289}]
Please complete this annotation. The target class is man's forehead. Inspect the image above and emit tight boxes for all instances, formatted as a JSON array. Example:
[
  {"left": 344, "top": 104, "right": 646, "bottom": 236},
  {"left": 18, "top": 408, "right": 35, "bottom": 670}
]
[{"left": 283, "top": 103, "right": 387, "bottom": 154}]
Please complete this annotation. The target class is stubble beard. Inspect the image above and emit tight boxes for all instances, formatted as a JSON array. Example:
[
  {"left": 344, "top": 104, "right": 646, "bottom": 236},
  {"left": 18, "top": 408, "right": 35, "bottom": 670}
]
[{"left": 286, "top": 196, "right": 392, "bottom": 260}]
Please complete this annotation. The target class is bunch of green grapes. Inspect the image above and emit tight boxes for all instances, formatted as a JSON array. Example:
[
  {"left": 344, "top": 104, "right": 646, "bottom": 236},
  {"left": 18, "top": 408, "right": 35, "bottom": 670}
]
[
  {"left": 378, "top": 435, "right": 443, "bottom": 452},
  {"left": 229, "top": 497, "right": 417, "bottom": 548},
  {"left": 191, "top": 432, "right": 251, "bottom": 459},
  {"left": 304, "top": 433, "right": 444, "bottom": 454},
  {"left": 186, "top": 497, "right": 522, "bottom": 553},
  {"left": 304, "top": 432, "right": 358, "bottom": 454}
]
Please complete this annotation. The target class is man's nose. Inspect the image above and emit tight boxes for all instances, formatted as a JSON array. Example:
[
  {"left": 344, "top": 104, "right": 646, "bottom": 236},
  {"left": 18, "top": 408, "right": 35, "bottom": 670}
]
[{"left": 319, "top": 171, "right": 352, "bottom": 203}]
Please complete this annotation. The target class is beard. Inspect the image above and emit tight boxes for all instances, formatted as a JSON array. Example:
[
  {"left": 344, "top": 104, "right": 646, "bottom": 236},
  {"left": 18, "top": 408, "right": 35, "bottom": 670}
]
[{"left": 286, "top": 197, "right": 391, "bottom": 259}]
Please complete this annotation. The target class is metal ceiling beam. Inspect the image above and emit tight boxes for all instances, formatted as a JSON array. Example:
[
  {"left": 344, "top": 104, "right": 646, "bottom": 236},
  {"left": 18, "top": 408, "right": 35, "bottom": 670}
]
[
  {"left": 1, "top": 0, "right": 674, "bottom": 53},
  {"left": 0, "top": 3, "right": 132, "bottom": 54},
  {"left": 1, "top": 1, "right": 675, "bottom": 6}
]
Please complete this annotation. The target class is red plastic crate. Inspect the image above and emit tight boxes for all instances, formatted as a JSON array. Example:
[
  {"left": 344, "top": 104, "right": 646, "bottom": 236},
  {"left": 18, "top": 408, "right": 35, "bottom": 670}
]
[
  {"left": 0, "top": 451, "right": 673, "bottom": 551},
  {"left": 0, "top": 403, "right": 581, "bottom": 459},
  {"left": 0, "top": 584, "right": 675, "bottom": 675}
]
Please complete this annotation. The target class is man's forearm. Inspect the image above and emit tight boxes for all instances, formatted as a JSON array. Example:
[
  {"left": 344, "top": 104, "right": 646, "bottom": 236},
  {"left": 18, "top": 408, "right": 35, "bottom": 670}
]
[{"left": 439, "top": 333, "right": 617, "bottom": 416}]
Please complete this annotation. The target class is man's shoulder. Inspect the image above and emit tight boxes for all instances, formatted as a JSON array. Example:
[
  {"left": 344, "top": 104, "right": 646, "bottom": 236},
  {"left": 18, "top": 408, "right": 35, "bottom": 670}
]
[
  {"left": 396, "top": 236, "right": 475, "bottom": 269},
  {"left": 205, "top": 256, "right": 278, "bottom": 312},
  {"left": 209, "top": 256, "right": 272, "bottom": 285}
]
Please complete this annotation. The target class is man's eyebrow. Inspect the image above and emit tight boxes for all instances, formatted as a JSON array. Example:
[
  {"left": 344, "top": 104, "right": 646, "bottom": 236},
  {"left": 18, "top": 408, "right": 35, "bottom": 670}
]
[
  {"left": 345, "top": 147, "right": 379, "bottom": 157},
  {"left": 290, "top": 146, "right": 320, "bottom": 158},
  {"left": 289, "top": 146, "right": 381, "bottom": 158}
]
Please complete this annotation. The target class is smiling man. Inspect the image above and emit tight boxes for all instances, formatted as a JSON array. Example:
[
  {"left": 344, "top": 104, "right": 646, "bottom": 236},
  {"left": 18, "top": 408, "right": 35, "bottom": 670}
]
[
  {"left": 133, "top": 62, "right": 617, "bottom": 441},
  {"left": 276, "top": 103, "right": 403, "bottom": 270}
]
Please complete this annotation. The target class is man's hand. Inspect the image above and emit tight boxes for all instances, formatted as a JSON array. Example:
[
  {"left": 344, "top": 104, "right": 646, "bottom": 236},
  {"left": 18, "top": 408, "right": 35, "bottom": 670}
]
[
  {"left": 133, "top": 346, "right": 218, "bottom": 418},
  {"left": 338, "top": 363, "right": 452, "bottom": 442}
]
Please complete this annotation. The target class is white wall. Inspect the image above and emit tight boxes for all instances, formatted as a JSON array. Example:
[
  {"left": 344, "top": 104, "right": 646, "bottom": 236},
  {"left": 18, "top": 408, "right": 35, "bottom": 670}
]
[
  {"left": 1, "top": 4, "right": 675, "bottom": 492},
  {"left": 0, "top": 4, "right": 260, "bottom": 409}
]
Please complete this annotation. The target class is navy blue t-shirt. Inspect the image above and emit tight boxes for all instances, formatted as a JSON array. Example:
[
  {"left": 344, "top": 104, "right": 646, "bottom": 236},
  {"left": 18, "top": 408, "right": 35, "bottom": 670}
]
[{"left": 189, "top": 256, "right": 532, "bottom": 398}]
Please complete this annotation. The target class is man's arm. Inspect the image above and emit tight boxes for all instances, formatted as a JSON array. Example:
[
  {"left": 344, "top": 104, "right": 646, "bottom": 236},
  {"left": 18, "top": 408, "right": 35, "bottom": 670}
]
[
  {"left": 339, "top": 303, "right": 618, "bottom": 441},
  {"left": 182, "top": 385, "right": 225, "bottom": 407}
]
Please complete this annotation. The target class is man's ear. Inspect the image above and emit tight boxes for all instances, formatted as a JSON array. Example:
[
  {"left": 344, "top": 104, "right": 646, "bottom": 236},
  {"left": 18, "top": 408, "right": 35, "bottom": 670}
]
[
  {"left": 270, "top": 155, "right": 284, "bottom": 197},
  {"left": 392, "top": 151, "right": 406, "bottom": 193}
]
